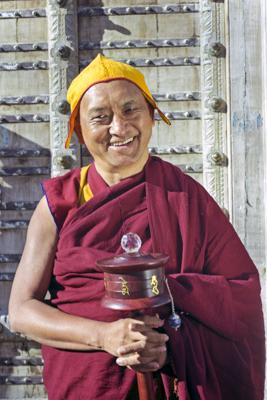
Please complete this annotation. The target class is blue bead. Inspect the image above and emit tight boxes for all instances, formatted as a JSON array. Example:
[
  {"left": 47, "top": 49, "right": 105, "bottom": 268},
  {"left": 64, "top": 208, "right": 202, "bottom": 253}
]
[{"left": 168, "top": 313, "right": 182, "bottom": 330}]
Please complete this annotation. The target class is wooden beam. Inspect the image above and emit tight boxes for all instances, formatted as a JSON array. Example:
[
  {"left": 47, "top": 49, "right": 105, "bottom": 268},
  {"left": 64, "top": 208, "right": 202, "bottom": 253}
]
[{"left": 228, "top": 0, "right": 265, "bottom": 268}]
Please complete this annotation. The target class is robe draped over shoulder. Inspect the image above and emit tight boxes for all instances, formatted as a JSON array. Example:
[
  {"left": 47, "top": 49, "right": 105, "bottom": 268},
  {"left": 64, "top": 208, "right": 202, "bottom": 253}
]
[{"left": 41, "top": 156, "right": 265, "bottom": 400}]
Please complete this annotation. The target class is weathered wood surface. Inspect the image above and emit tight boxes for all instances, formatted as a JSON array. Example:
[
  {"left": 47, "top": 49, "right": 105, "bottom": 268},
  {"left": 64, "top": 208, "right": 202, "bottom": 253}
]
[
  {"left": 260, "top": 0, "right": 267, "bottom": 395},
  {"left": 228, "top": 0, "right": 267, "bottom": 394},
  {"left": 261, "top": 0, "right": 267, "bottom": 282},
  {"left": 228, "top": 0, "right": 266, "bottom": 267},
  {"left": 0, "top": 1, "right": 46, "bottom": 9},
  {"left": 0, "top": 0, "right": 49, "bottom": 398}
]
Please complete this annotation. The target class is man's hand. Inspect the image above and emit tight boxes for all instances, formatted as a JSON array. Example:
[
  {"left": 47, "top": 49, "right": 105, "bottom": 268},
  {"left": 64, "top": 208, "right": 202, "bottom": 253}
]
[{"left": 102, "top": 315, "right": 168, "bottom": 372}]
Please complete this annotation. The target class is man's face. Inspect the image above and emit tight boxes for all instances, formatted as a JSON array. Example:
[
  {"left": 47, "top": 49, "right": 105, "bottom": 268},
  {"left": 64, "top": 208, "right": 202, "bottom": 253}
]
[{"left": 79, "top": 80, "right": 154, "bottom": 174}]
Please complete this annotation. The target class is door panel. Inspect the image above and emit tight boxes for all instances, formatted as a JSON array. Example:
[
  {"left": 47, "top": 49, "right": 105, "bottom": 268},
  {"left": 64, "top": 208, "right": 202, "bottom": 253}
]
[
  {"left": 0, "top": 0, "right": 229, "bottom": 397},
  {"left": 0, "top": 1, "right": 49, "bottom": 397}
]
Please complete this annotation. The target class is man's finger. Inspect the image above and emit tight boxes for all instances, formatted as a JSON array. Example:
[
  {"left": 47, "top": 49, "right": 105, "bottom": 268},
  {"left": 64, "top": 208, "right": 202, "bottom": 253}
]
[
  {"left": 130, "top": 323, "right": 169, "bottom": 343},
  {"left": 116, "top": 354, "right": 159, "bottom": 368},
  {"left": 145, "top": 330, "right": 169, "bottom": 345},
  {"left": 139, "top": 345, "right": 167, "bottom": 358},
  {"left": 116, "top": 353, "right": 140, "bottom": 367},
  {"left": 122, "top": 344, "right": 166, "bottom": 358},
  {"left": 135, "top": 315, "right": 164, "bottom": 329},
  {"left": 118, "top": 333, "right": 168, "bottom": 356},
  {"left": 117, "top": 340, "right": 146, "bottom": 356},
  {"left": 143, "top": 315, "right": 164, "bottom": 328},
  {"left": 131, "top": 362, "right": 160, "bottom": 372},
  {"left": 128, "top": 329, "right": 147, "bottom": 342}
]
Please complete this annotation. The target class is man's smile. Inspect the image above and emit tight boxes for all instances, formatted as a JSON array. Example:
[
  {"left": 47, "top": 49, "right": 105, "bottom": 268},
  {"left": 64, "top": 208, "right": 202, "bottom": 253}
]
[{"left": 109, "top": 137, "right": 135, "bottom": 148}]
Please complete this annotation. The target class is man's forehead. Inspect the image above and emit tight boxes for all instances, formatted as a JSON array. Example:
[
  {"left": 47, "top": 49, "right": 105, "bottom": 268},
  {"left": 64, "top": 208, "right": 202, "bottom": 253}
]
[{"left": 83, "top": 80, "right": 144, "bottom": 105}]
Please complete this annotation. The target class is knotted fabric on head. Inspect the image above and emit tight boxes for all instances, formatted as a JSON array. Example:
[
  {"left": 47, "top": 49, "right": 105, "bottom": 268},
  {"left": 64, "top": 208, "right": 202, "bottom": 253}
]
[{"left": 65, "top": 54, "right": 171, "bottom": 148}]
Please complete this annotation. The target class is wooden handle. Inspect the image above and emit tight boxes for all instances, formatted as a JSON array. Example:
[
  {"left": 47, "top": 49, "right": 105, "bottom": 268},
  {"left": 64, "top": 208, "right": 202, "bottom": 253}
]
[{"left": 136, "top": 371, "right": 156, "bottom": 400}]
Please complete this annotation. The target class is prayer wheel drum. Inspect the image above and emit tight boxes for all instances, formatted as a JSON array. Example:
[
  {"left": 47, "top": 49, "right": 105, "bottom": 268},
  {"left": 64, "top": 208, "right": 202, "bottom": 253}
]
[
  {"left": 97, "top": 233, "right": 171, "bottom": 400},
  {"left": 98, "top": 254, "right": 170, "bottom": 311},
  {"left": 96, "top": 233, "right": 171, "bottom": 311}
]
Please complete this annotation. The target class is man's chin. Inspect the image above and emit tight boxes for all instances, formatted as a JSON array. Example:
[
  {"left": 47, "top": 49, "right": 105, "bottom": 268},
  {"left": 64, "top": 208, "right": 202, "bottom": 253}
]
[{"left": 104, "top": 155, "right": 145, "bottom": 172}]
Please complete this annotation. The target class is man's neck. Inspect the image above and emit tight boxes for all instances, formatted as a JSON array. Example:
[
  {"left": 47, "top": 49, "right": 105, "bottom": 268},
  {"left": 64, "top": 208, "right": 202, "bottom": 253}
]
[{"left": 94, "top": 156, "right": 149, "bottom": 186}]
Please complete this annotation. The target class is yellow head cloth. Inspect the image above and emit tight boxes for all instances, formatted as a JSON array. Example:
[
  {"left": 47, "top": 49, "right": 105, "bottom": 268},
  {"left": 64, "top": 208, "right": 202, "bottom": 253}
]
[{"left": 65, "top": 54, "right": 171, "bottom": 148}]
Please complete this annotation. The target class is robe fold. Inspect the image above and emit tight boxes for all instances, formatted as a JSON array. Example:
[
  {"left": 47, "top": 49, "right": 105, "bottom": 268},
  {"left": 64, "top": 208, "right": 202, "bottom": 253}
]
[{"left": 41, "top": 156, "right": 265, "bottom": 400}]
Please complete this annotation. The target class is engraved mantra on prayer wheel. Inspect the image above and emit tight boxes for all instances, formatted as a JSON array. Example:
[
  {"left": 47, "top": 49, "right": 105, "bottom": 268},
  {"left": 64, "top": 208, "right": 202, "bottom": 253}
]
[{"left": 96, "top": 233, "right": 171, "bottom": 311}]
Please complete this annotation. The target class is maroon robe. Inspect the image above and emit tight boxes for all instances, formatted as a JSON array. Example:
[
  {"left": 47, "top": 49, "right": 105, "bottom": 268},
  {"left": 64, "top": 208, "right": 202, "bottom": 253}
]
[{"left": 41, "top": 156, "right": 265, "bottom": 400}]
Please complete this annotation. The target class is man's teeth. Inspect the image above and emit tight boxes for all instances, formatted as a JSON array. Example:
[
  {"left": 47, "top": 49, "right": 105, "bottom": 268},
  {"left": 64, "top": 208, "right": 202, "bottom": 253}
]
[{"left": 110, "top": 137, "right": 134, "bottom": 147}]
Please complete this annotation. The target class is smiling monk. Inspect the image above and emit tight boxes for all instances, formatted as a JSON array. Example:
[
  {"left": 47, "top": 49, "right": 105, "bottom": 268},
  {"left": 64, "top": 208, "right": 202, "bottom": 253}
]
[{"left": 9, "top": 54, "right": 265, "bottom": 400}]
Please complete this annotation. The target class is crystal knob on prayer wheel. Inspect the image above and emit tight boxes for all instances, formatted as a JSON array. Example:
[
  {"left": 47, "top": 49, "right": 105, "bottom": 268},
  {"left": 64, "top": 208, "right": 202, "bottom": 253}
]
[{"left": 96, "top": 233, "right": 171, "bottom": 311}]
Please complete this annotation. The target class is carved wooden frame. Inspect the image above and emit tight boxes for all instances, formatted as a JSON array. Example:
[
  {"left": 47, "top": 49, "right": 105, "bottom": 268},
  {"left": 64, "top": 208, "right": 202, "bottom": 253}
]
[
  {"left": 200, "top": 0, "right": 229, "bottom": 213},
  {"left": 47, "top": 0, "right": 80, "bottom": 177}
]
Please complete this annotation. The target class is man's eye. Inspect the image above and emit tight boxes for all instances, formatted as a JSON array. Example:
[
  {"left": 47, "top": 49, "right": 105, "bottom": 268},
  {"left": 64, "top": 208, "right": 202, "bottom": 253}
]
[
  {"left": 124, "top": 107, "right": 136, "bottom": 114},
  {"left": 92, "top": 115, "right": 108, "bottom": 121}
]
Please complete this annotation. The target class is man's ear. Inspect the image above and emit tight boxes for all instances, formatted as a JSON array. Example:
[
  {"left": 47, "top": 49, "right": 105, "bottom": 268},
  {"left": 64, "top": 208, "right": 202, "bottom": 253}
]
[
  {"left": 152, "top": 110, "right": 155, "bottom": 126},
  {"left": 74, "top": 111, "right": 84, "bottom": 144},
  {"left": 151, "top": 108, "right": 155, "bottom": 126},
  {"left": 145, "top": 100, "right": 155, "bottom": 123},
  {"left": 75, "top": 112, "right": 81, "bottom": 132}
]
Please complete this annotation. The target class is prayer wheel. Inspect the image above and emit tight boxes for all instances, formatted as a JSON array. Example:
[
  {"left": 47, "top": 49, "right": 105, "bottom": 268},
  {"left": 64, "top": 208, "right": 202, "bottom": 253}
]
[{"left": 97, "top": 233, "right": 171, "bottom": 400}]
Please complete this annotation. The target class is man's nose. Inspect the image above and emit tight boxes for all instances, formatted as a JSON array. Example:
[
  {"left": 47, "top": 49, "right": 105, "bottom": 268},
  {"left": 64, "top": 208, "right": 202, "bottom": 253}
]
[{"left": 109, "top": 114, "right": 128, "bottom": 136}]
